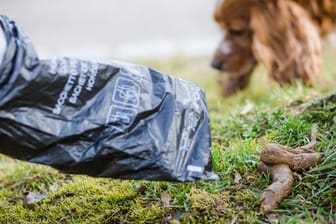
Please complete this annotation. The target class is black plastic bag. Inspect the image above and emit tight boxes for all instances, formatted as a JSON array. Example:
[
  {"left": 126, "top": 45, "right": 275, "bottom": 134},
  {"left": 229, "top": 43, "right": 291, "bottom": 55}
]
[{"left": 0, "top": 15, "right": 217, "bottom": 182}]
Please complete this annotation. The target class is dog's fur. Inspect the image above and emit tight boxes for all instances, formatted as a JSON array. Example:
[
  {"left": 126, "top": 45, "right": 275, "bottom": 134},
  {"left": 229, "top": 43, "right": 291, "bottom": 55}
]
[{"left": 212, "top": 0, "right": 336, "bottom": 96}]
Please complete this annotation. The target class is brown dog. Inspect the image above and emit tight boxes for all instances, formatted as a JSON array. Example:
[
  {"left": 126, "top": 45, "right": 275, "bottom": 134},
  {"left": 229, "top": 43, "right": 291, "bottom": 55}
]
[{"left": 212, "top": 0, "right": 336, "bottom": 96}]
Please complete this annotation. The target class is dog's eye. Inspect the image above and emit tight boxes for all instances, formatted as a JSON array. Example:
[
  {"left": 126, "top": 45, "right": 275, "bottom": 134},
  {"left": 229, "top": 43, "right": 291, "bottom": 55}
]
[{"left": 228, "top": 28, "right": 246, "bottom": 36}]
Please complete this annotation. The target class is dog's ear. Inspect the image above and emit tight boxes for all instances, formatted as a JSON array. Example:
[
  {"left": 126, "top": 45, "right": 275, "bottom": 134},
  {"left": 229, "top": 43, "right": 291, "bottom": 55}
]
[
  {"left": 213, "top": 0, "right": 254, "bottom": 24},
  {"left": 295, "top": 0, "right": 336, "bottom": 37},
  {"left": 250, "top": 0, "right": 321, "bottom": 84},
  {"left": 214, "top": 0, "right": 225, "bottom": 22}
]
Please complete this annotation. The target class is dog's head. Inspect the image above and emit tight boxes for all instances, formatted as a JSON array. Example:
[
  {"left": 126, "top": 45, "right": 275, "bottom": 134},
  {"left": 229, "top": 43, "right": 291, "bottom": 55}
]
[
  {"left": 212, "top": 0, "right": 322, "bottom": 95},
  {"left": 212, "top": 0, "right": 257, "bottom": 79}
]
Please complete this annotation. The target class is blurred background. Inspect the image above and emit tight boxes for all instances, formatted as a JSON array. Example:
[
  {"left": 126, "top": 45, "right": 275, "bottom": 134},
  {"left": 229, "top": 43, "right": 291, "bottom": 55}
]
[
  {"left": 1, "top": 0, "right": 220, "bottom": 61},
  {"left": 2, "top": 0, "right": 336, "bottom": 108}
]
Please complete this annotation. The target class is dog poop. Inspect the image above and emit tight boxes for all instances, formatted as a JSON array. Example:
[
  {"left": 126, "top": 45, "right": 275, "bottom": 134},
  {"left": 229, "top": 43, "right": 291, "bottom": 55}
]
[
  {"left": 261, "top": 143, "right": 322, "bottom": 171},
  {"left": 258, "top": 162, "right": 293, "bottom": 212},
  {"left": 258, "top": 139, "right": 322, "bottom": 213}
]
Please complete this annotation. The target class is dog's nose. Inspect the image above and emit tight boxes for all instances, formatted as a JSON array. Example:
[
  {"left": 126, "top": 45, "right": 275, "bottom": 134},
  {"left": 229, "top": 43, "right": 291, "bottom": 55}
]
[{"left": 211, "top": 59, "right": 223, "bottom": 70}]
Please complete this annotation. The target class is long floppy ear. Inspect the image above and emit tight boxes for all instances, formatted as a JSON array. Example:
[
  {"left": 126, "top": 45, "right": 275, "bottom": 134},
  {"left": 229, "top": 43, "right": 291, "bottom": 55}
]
[
  {"left": 295, "top": 0, "right": 336, "bottom": 37},
  {"left": 250, "top": 0, "right": 321, "bottom": 85}
]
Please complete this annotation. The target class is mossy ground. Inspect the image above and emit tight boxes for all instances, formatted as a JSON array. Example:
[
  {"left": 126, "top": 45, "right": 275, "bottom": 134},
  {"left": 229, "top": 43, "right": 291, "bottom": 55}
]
[{"left": 1, "top": 50, "right": 336, "bottom": 223}]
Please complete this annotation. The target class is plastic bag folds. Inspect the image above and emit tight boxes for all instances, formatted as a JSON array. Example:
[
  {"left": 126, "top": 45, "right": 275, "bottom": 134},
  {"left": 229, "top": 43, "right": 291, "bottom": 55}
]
[{"left": 0, "top": 15, "right": 218, "bottom": 182}]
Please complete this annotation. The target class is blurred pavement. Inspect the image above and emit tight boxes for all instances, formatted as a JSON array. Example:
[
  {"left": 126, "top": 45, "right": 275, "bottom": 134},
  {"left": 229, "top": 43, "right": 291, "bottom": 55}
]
[{"left": 1, "top": 0, "right": 221, "bottom": 60}]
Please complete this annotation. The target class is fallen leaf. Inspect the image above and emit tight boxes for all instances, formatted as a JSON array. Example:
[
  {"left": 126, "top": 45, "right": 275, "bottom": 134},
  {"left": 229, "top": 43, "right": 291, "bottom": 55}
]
[
  {"left": 25, "top": 191, "right": 48, "bottom": 205},
  {"left": 135, "top": 184, "right": 147, "bottom": 195},
  {"left": 266, "top": 212, "right": 281, "bottom": 222},
  {"left": 234, "top": 172, "right": 242, "bottom": 184},
  {"left": 49, "top": 183, "right": 58, "bottom": 192},
  {"left": 230, "top": 215, "right": 238, "bottom": 224},
  {"left": 160, "top": 191, "right": 171, "bottom": 208}
]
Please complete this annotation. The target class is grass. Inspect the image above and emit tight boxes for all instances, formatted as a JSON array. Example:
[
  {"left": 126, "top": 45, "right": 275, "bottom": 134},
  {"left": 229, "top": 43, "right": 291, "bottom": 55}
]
[{"left": 1, "top": 50, "right": 336, "bottom": 223}]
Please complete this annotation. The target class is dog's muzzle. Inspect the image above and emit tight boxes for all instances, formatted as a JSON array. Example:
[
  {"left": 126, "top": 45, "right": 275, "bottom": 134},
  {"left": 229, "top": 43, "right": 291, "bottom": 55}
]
[{"left": 211, "top": 58, "right": 223, "bottom": 70}]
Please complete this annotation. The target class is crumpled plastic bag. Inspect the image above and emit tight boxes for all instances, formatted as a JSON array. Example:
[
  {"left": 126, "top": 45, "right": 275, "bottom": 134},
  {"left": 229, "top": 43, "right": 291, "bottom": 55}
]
[{"left": 0, "top": 15, "right": 218, "bottom": 182}]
